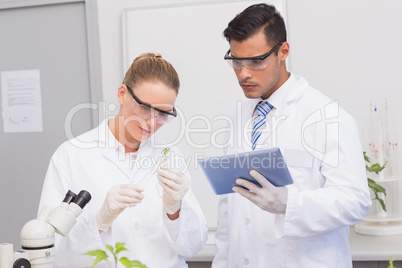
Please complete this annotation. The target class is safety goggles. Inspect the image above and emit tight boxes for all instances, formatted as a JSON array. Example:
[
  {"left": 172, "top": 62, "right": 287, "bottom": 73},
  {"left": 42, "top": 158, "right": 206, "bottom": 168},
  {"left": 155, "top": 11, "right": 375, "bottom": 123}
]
[
  {"left": 126, "top": 85, "right": 177, "bottom": 124},
  {"left": 224, "top": 42, "right": 283, "bottom": 71}
]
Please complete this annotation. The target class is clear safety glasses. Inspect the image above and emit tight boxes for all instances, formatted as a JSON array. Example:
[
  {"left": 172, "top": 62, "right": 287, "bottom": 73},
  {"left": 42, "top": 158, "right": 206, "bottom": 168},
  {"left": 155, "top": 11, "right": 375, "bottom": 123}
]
[
  {"left": 224, "top": 42, "right": 283, "bottom": 71},
  {"left": 126, "top": 86, "right": 177, "bottom": 124}
]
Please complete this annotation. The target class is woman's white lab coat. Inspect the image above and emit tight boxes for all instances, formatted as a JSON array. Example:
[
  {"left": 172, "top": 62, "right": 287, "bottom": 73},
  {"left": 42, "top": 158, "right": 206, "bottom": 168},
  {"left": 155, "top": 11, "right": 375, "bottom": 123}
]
[
  {"left": 213, "top": 74, "right": 371, "bottom": 268},
  {"left": 39, "top": 120, "right": 208, "bottom": 268}
]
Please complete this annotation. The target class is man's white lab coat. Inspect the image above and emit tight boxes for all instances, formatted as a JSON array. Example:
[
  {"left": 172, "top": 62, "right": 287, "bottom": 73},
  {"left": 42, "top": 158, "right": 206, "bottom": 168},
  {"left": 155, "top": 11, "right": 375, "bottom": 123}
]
[
  {"left": 39, "top": 120, "right": 207, "bottom": 268},
  {"left": 213, "top": 74, "right": 371, "bottom": 268}
]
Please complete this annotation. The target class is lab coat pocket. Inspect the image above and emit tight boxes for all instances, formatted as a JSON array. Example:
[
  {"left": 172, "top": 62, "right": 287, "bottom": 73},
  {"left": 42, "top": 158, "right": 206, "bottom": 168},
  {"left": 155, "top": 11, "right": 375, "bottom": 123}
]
[
  {"left": 283, "top": 149, "right": 315, "bottom": 189},
  {"left": 288, "top": 239, "right": 336, "bottom": 267}
]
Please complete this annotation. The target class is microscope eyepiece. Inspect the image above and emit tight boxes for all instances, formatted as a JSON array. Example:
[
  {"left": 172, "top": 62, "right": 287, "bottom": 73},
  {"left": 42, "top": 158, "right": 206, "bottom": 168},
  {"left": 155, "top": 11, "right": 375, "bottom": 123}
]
[
  {"left": 62, "top": 190, "right": 77, "bottom": 204},
  {"left": 72, "top": 190, "right": 91, "bottom": 209}
]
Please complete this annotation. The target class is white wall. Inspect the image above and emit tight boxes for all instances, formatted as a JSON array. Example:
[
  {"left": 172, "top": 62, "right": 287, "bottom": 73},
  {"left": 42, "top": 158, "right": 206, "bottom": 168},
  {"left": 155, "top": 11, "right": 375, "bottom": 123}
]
[
  {"left": 96, "top": 0, "right": 402, "bottom": 228},
  {"left": 286, "top": 0, "right": 402, "bottom": 157}
]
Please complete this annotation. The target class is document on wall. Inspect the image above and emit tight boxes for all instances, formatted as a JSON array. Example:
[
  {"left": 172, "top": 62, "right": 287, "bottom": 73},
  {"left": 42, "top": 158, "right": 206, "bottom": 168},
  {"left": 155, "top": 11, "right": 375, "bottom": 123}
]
[{"left": 1, "top": 69, "right": 43, "bottom": 133}]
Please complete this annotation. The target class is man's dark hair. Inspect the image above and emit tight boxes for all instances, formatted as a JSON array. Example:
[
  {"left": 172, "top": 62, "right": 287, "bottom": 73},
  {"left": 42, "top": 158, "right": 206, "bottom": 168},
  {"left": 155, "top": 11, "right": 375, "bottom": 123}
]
[{"left": 223, "top": 3, "right": 287, "bottom": 47}]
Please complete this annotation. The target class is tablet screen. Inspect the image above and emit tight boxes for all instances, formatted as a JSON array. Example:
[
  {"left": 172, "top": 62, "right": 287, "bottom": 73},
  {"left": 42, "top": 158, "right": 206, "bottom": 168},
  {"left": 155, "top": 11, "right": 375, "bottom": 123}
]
[{"left": 198, "top": 147, "right": 293, "bottom": 195}]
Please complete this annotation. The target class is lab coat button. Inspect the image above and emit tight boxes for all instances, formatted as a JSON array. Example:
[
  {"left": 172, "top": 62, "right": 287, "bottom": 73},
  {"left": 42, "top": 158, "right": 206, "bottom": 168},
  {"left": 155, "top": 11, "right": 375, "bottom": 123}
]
[
  {"left": 244, "top": 258, "right": 249, "bottom": 265},
  {"left": 245, "top": 218, "right": 250, "bottom": 226},
  {"left": 134, "top": 222, "right": 139, "bottom": 230}
]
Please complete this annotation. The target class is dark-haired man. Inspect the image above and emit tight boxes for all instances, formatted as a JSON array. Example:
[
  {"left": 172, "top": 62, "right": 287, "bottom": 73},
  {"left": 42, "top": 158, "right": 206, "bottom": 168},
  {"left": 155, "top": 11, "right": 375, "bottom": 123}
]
[{"left": 212, "top": 4, "right": 371, "bottom": 267}]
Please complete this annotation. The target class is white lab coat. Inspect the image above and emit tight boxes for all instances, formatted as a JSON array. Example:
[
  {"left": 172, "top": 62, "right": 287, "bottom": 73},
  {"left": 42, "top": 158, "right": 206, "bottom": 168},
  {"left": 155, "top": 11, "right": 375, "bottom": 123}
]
[
  {"left": 38, "top": 120, "right": 208, "bottom": 268},
  {"left": 212, "top": 74, "right": 372, "bottom": 268}
]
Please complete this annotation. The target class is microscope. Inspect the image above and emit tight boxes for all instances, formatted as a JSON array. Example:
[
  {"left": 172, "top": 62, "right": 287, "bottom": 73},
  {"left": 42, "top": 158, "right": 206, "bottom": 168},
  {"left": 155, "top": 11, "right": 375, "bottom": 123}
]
[{"left": 0, "top": 190, "right": 91, "bottom": 268}]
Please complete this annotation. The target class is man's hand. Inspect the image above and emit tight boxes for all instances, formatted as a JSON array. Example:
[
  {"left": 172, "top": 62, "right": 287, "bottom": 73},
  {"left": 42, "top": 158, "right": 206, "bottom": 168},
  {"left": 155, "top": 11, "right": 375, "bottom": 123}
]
[
  {"left": 157, "top": 167, "right": 189, "bottom": 215},
  {"left": 233, "top": 170, "right": 288, "bottom": 214},
  {"left": 96, "top": 184, "right": 144, "bottom": 232}
]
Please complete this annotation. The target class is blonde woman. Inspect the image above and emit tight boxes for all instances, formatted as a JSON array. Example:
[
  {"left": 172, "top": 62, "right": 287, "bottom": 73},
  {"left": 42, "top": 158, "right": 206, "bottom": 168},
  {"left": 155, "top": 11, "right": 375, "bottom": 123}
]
[{"left": 39, "top": 53, "right": 207, "bottom": 267}]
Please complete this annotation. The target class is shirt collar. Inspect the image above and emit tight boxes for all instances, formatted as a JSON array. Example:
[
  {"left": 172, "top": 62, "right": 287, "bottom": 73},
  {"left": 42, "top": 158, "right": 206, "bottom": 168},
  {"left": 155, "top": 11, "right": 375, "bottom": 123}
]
[
  {"left": 257, "top": 72, "right": 297, "bottom": 109},
  {"left": 96, "top": 119, "right": 151, "bottom": 156}
]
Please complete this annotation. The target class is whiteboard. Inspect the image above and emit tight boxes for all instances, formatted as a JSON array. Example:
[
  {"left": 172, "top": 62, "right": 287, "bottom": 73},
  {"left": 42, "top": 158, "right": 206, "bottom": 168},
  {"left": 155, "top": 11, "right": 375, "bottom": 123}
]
[{"left": 122, "top": 0, "right": 284, "bottom": 228}]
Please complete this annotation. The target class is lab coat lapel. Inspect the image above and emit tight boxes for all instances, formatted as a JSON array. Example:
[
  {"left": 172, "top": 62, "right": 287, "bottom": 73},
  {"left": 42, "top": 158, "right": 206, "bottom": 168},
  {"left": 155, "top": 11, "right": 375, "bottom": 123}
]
[
  {"left": 95, "top": 119, "right": 131, "bottom": 178},
  {"left": 254, "top": 75, "right": 309, "bottom": 149},
  {"left": 257, "top": 103, "right": 290, "bottom": 148},
  {"left": 101, "top": 139, "right": 159, "bottom": 187},
  {"left": 102, "top": 147, "right": 131, "bottom": 178},
  {"left": 133, "top": 141, "right": 157, "bottom": 187},
  {"left": 241, "top": 100, "right": 260, "bottom": 152},
  {"left": 240, "top": 95, "right": 290, "bottom": 151}
]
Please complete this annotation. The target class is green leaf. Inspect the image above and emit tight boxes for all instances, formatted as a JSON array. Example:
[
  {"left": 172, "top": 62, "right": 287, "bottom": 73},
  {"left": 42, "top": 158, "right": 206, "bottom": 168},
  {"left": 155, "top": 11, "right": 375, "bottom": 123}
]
[
  {"left": 371, "top": 190, "right": 387, "bottom": 212},
  {"left": 366, "top": 163, "right": 386, "bottom": 174},
  {"left": 115, "top": 242, "right": 128, "bottom": 254},
  {"left": 363, "top": 151, "right": 370, "bottom": 163},
  {"left": 377, "top": 197, "right": 387, "bottom": 212},
  {"left": 161, "top": 148, "right": 170, "bottom": 155},
  {"left": 368, "top": 177, "right": 387, "bottom": 212},
  {"left": 130, "top": 260, "right": 148, "bottom": 268},
  {"left": 105, "top": 244, "right": 114, "bottom": 254},
  {"left": 84, "top": 250, "right": 109, "bottom": 267},
  {"left": 368, "top": 178, "right": 387, "bottom": 195},
  {"left": 120, "top": 257, "right": 148, "bottom": 268},
  {"left": 105, "top": 244, "right": 118, "bottom": 267},
  {"left": 120, "top": 257, "right": 133, "bottom": 268}
]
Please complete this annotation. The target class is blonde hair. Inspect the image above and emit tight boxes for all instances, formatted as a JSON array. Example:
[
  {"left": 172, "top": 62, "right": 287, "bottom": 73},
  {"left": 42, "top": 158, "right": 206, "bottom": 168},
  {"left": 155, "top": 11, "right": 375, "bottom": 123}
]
[{"left": 123, "top": 53, "right": 180, "bottom": 93}]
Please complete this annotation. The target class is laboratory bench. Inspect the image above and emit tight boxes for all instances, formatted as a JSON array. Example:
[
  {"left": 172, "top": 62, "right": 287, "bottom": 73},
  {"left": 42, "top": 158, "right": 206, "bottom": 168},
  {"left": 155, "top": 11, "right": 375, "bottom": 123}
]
[{"left": 187, "top": 226, "right": 402, "bottom": 268}]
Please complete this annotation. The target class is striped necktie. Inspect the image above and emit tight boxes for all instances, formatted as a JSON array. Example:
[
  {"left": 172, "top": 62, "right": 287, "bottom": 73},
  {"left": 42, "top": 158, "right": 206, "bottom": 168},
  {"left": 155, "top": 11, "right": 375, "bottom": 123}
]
[{"left": 251, "top": 101, "right": 273, "bottom": 150}]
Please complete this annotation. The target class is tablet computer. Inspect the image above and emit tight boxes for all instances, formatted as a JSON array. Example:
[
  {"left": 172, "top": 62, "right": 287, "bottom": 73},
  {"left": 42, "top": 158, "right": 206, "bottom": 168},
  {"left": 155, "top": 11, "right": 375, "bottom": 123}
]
[{"left": 198, "top": 147, "right": 293, "bottom": 195}]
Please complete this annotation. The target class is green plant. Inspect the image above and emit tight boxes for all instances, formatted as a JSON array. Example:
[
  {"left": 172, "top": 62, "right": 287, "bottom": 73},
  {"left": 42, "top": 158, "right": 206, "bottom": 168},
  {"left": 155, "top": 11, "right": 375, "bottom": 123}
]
[
  {"left": 161, "top": 147, "right": 170, "bottom": 155},
  {"left": 84, "top": 242, "right": 148, "bottom": 268},
  {"left": 364, "top": 152, "right": 387, "bottom": 212},
  {"left": 387, "top": 253, "right": 400, "bottom": 268}
]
